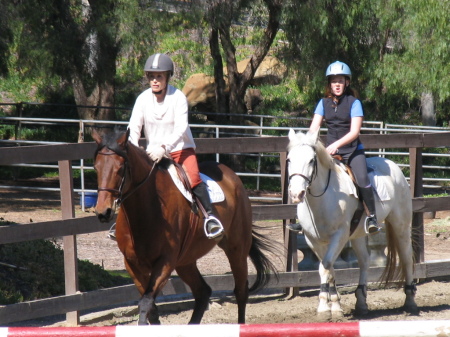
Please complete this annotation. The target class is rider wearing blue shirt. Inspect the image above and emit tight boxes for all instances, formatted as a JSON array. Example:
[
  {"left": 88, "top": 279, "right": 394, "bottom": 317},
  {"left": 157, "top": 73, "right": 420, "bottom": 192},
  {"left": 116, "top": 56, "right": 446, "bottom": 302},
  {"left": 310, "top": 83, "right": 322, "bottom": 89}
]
[{"left": 309, "top": 61, "right": 380, "bottom": 234}]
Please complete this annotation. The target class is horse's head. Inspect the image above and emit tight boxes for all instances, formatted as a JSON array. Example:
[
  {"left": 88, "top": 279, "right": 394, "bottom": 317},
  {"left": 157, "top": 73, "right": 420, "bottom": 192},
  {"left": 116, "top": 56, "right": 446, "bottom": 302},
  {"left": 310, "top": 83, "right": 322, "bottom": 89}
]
[
  {"left": 92, "top": 129, "right": 129, "bottom": 223},
  {"left": 287, "top": 129, "right": 320, "bottom": 203}
]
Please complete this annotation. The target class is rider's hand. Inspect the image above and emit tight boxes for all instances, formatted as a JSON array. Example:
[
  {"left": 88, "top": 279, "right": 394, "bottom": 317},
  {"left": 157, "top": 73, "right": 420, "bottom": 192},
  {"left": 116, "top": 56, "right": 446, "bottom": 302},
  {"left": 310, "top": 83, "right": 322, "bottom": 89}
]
[
  {"left": 326, "top": 143, "right": 339, "bottom": 155},
  {"left": 147, "top": 146, "right": 165, "bottom": 163}
]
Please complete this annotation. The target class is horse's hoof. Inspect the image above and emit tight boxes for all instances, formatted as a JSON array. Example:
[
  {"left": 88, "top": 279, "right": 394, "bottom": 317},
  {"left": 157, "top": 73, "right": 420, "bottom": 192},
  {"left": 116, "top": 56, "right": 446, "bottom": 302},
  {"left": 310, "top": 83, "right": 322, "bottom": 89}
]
[
  {"left": 404, "top": 304, "right": 420, "bottom": 315},
  {"left": 353, "top": 305, "right": 369, "bottom": 316},
  {"left": 317, "top": 311, "right": 332, "bottom": 322},
  {"left": 331, "top": 310, "right": 344, "bottom": 322}
]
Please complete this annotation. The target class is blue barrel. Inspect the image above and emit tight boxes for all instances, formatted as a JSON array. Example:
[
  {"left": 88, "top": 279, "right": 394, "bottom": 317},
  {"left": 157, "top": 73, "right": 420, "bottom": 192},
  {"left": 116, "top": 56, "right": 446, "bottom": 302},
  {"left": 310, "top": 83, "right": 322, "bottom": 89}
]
[{"left": 80, "top": 192, "right": 98, "bottom": 208}]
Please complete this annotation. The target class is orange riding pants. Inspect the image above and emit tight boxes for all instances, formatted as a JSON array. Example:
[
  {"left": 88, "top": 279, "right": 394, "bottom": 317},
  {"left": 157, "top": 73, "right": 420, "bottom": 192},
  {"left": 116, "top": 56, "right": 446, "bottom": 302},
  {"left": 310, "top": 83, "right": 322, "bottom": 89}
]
[{"left": 170, "top": 148, "right": 202, "bottom": 188}]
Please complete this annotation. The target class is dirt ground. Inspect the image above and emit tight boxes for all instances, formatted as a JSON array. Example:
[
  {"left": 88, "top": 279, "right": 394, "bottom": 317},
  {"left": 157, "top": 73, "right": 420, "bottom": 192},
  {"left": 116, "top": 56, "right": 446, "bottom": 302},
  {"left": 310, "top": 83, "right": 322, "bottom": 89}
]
[{"left": 1, "top": 189, "right": 450, "bottom": 326}]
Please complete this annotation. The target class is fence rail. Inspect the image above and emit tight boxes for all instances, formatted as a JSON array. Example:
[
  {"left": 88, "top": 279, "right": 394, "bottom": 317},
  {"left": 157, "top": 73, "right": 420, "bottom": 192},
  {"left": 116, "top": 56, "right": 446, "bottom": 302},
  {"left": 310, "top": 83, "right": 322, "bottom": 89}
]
[{"left": 1, "top": 133, "right": 450, "bottom": 325}]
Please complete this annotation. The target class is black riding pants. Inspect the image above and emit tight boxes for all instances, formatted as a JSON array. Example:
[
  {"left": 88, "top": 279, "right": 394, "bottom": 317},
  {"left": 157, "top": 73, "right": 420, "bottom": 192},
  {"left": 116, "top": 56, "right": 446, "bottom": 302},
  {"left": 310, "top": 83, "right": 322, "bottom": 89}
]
[{"left": 341, "top": 149, "right": 371, "bottom": 188}]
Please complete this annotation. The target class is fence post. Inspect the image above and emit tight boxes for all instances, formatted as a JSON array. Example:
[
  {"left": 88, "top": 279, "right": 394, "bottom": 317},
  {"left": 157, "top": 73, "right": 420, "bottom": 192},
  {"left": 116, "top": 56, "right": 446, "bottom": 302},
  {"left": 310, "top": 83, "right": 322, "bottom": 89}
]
[
  {"left": 281, "top": 151, "right": 299, "bottom": 296},
  {"left": 409, "top": 147, "right": 425, "bottom": 263},
  {"left": 58, "top": 159, "right": 80, "bottom": 326}
]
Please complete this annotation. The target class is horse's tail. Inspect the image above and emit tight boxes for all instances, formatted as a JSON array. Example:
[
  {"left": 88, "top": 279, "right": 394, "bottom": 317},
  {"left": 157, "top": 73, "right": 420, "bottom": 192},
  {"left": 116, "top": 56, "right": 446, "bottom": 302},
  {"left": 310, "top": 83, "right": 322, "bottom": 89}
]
[
  {"left": 380, "top": 221, "right": 413, "bottom": 286},
  {"left": 248, "top": 226, "right": 280, "bottom": 293}
]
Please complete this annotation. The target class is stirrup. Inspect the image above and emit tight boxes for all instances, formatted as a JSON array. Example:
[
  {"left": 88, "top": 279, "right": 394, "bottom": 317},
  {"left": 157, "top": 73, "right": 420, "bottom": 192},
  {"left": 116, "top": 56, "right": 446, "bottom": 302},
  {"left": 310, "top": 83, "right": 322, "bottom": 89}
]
[
  {"left": 286, "top": 222, "right": 303, "bottom": 233},
  {"left": 204, "top": 215, "right": 224, "bottom": 240},
  {"left": 107, "top": 223, "right": 117, "bottom": 241},
  {"left": 365, "top": 216, "right": 380, "bottom": 235}
]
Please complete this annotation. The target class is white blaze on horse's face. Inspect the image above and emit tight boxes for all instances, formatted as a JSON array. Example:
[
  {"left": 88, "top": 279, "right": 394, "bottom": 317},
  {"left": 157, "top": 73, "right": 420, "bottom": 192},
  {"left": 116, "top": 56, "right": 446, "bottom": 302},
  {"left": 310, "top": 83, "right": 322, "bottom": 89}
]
[{"left": 287, "top": 129, "right": 316, "bottom": 204}]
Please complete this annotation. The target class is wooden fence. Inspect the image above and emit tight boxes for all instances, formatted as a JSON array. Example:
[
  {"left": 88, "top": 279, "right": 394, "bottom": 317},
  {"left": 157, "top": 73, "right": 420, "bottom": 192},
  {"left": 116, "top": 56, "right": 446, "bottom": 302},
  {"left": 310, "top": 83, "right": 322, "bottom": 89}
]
[{"left": 1, "top": 132, "right": 450, "bottom": 326}]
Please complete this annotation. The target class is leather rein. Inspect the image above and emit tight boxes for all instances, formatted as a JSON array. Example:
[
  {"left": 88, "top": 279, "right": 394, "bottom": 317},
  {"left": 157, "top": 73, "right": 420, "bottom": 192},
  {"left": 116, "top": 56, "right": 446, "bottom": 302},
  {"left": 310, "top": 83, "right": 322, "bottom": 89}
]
[
  {"left": 96, "top": 149, "right": 157, "bottom": 206},
  {"left": 288, "top": 145, "right": 331, "bottom": 198}
]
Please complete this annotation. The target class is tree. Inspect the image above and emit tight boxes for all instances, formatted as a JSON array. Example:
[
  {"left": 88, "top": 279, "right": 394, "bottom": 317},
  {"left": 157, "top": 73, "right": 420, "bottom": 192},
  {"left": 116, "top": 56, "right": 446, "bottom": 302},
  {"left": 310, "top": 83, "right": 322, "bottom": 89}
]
[
  {"left": 204, "top": 0, "right": 282, "bottom": 123},
  {"left": 281, "top": 0, "right": 450, "bottom": 124},
  {"left": 282, "top": 0, "right": 383, "bottom": 110},
  {"left": 375, "top": 0, "right": 450, "bottom": 125},
  {"left": 0, "top": 1, "right": 13, "bottom": 76},
  {"left": 8, "top": 0, "right": 121, "bottom": 120}
]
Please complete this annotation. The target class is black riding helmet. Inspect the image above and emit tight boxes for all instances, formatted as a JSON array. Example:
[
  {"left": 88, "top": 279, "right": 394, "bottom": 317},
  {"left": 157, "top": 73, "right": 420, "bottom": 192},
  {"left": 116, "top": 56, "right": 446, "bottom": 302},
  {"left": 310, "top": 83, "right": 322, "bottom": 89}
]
[{"left": 144, "top": 53, "right": 174, "bottom": 76}]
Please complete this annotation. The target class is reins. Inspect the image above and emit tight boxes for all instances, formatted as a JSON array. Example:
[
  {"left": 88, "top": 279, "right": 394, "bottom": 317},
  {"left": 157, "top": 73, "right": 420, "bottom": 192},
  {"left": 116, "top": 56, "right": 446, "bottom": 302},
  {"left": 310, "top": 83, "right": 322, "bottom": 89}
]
[
  {"left": 308, "top": 168, "right": 331, "bottom": 198},
  {"left": 96, "top": 148, "right": 157, "bottom": 206},
  {"left": 288, "top": 145, "right": 332, "bottom": 198}
]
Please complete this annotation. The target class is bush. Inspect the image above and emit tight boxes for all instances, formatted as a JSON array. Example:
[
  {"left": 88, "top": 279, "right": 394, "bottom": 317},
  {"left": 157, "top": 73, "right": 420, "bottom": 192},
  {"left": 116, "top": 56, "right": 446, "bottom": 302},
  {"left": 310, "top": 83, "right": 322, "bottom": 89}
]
[{"left": 0, "top": 221, "right": 131, "bottom": 305}]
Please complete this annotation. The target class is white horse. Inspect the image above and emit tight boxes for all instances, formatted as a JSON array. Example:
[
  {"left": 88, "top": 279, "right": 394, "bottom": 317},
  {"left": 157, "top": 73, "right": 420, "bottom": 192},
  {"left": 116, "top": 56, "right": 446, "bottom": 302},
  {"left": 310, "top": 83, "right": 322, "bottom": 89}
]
[{"left": 287, "top": 129, "right": 418, "bottom": 321}]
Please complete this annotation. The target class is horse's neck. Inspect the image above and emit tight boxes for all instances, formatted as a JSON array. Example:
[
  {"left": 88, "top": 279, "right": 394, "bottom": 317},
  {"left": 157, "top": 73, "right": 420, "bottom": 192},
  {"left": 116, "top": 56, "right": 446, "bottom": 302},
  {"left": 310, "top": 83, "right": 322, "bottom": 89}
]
[
  {"left": 308, "top": 159, "right": 333, "bottom": 196},
  {"left": 125, "top": 147, "right": 154, "bottom": 193}
]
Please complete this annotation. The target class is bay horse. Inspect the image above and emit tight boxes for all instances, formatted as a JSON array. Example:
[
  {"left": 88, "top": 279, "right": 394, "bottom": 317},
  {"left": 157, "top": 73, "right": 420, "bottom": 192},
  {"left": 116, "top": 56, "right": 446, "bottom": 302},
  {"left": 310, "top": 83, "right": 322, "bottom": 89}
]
[
  {"left": 92, "top": 129, "right": 277, "bottom": 325},
  {"left": 287, "top": 129, "right": 418, "bottom": 321}
]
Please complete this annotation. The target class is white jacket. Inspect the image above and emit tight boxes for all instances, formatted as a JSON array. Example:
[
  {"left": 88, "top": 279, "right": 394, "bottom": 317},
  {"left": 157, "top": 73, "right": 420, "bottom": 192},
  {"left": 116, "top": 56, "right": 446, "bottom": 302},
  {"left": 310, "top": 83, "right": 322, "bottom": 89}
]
[{"left": 128, "top": 84, "right": 196, "bottom": 154}]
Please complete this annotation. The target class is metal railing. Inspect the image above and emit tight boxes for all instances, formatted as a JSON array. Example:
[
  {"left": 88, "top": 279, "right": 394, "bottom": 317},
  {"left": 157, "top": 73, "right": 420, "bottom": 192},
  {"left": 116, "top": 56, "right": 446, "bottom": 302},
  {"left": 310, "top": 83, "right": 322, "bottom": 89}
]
[{"left": 1, "top": 112, "right": 450, "bottom": 210}]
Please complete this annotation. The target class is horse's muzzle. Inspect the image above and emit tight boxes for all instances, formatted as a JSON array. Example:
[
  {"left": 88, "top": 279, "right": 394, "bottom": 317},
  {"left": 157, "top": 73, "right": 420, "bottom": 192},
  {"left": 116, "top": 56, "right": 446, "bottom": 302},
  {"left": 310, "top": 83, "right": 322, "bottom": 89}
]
[
  {"left": 95, "top": 208, "right": 115, "bottom": 223},
  {"left": 289, "top": 188, "right": 306, "bottom": 204},
  {"left": 95, "top": 199, "right": 117, "bottom": 223}
]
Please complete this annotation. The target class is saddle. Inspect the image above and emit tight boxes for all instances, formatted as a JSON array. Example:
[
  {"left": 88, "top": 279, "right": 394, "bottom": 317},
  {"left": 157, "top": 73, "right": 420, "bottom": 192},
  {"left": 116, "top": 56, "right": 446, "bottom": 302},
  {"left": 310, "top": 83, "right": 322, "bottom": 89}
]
[
  {"left": 332, "top": 155, "right": 366, "bottom": 236},
  {"left": 171, "top": 161, "right": 208, "bottom": 217}
]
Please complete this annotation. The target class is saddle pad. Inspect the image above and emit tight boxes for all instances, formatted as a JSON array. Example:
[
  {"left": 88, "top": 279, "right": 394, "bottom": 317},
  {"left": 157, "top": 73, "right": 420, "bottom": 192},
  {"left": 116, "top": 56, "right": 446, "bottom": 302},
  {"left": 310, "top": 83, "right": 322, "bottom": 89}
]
[
  {"left": 336, "top": 161, "right": 389, "bottom": 201},
  {"left": 167, "top": 164, "right": 225, "bottom": 203},
  {"left": 335, "top": 163, "right": 359, "bottom": 198},
  {"left": 368, "top": 168, "right": 391, "bottom": 201}
]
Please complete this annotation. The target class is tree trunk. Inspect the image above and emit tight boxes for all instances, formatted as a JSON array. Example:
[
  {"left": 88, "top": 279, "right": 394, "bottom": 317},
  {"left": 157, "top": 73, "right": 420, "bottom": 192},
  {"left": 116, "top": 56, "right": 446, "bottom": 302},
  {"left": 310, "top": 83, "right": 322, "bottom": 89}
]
[
  {"left": 209, "top": 28, "right": 229, "bottom": 124},
  {"left": 72, "top": 75, "right": 115, "bottom": 122},
  {"left": 421, "top": 92, "right": 435, "bottom": 126}
]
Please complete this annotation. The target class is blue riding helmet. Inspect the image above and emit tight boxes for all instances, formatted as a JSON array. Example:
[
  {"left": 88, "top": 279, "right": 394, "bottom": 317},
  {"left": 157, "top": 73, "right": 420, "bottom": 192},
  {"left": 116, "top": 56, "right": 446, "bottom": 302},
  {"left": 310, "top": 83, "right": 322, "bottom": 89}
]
[{"left": 326, "top": 61, "right": 352, "bottom": 78}]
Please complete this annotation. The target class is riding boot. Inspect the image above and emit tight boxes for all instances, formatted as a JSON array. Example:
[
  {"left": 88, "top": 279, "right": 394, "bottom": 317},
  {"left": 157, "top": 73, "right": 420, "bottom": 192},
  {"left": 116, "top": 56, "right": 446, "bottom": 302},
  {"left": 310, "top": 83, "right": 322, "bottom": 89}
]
[
  {"left": 359, "top": 186, "right": 381, "bottom": 234},
  {"left": 192, "top": 182, "right": 224, "bottom": 239},
  {"left": 286, "top": 222, "right": 303, "bottom": 233}
]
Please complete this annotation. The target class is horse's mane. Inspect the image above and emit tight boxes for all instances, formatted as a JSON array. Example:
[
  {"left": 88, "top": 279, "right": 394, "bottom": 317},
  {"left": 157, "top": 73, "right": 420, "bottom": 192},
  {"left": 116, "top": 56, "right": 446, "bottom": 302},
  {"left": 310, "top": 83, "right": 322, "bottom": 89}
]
[
  {"left": 95, "top": 129, "right": 153, "bottom": 166},
  {"left": 288, "top": 131, "right": 337, "bottom": 172},
  {"left": 314, "top": 138, "right": 336, "bottom": 171}
]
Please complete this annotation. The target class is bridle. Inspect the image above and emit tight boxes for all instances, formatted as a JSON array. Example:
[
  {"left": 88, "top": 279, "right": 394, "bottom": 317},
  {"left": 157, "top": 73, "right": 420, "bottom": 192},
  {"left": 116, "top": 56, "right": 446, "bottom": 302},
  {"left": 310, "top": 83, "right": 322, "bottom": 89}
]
[
  {"left": 288, "top": 144, "right": 331, "bottom": 198},
  {"left": 96, "top": 147, "right": 157, "bottom": 206}
]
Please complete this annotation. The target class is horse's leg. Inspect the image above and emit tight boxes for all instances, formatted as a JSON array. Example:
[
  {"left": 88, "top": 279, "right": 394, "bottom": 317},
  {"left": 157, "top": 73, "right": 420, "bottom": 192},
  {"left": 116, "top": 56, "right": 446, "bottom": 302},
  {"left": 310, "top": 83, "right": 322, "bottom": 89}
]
[
  {"left": 317, "top": 262, "right": 332, "bottom": 321},
  {"left": 329, "top": 278, "right": 343, "bottom": 321},
  {"left": 122, "top": 260, "right": 158, "bottom": 325},
  {"left": 176, "top": 263, "right": 212, "bottom": 324},
  {"left": 125, "top": 263, "right": 159, "bottom": 325},
  {"left": 220, "top": 239, "right": 250, "bottom": 324},
  {"left": 316, "top": 231, "right": 348, "bottom": 321},
  {"left": 350, "top": 236, "right": 370, "bottom": 315},
  {"left": 134, "top": 261, "right": 174, "bottom": 325}
]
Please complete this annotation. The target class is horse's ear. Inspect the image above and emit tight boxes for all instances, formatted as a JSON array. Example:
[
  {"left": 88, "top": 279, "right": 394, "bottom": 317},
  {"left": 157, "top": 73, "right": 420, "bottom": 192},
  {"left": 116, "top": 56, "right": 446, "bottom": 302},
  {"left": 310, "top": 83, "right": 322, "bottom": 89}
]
[
  {"left": 117, "top": 129, "right": 130, "bottom": 147},
  {"left": 91, "top": 128, "right": 102, "bottom": 145},
  {"left": 288, "top": 128, "right": 297, "bottom": 141}
]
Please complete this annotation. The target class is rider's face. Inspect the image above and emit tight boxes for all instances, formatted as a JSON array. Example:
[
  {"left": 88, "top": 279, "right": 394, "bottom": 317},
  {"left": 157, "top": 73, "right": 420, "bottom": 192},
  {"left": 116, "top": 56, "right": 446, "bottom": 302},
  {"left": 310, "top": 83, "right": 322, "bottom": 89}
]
[
  {"left": 329, "top": 75, "right": 349, "bottom": 96},
  {"left": 146, "top": 71, "right": 169, "bottom": 93}
]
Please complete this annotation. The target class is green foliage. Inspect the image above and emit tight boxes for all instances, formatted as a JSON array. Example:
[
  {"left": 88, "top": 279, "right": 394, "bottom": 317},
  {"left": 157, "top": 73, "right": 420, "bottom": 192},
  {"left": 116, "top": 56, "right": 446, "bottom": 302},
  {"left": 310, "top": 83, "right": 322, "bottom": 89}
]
[
  {"left": 257, "top": 79, "right": 304, "bottom": 115},
  {"left": 281, "top": 0, "right": 450, "bottom": 123},
  {"left": 2, "top": 0, "right": 450, "bottom": 124},
  {"left": 376, "top": 0, "right": 450, "bottom": 102}
]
